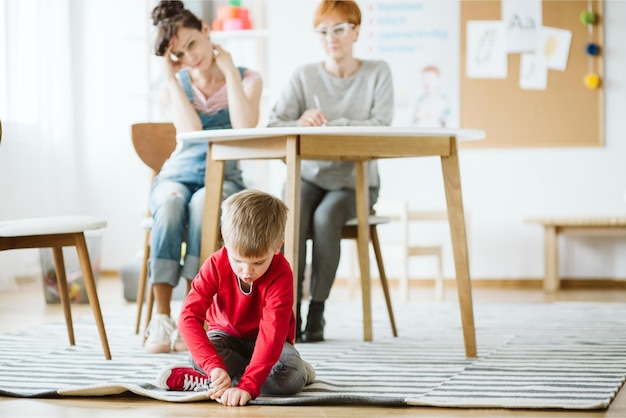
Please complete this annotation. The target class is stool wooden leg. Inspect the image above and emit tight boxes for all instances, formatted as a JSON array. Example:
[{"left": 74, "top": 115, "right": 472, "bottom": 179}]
[
  {"left": 434, "top": 249, "right": 444, "bottom": 301},
  {"left": 143, "top": 283, "right": 155, "bottom": 343},
  {"left": 52, "top": 247, "right": 75, "bottom": 346},
  {"left": 75, "top": 233, "right": 111, "bottom": 360},
  {"left": 544, "top": 226, "right": 559, "bottom": 292},
  {"left": 135, "top": 232, "right": 151, "bottom": 334},
  {"left": 370, "top": 227, "right": 397, "bottom": 337}
]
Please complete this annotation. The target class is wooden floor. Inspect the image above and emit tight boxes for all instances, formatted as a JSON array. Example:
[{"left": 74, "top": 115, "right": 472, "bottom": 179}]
[{"left": 1, "top": 275, "right": 626, "bottom": 417}]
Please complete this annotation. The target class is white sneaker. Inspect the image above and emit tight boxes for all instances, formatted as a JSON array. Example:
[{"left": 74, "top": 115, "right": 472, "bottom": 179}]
[
  {"left": 172, "top": 330, "right": 188, "bottom": 352},
  {"left": 303, "top": 360, "right": 316, "bottom": 385},
  {"left": 144, "top": 314, "right": 176, "bottom": 354}
]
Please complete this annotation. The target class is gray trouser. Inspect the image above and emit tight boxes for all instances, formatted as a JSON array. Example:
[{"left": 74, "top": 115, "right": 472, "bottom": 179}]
[
  {"left": 189, "top": 330, "right": 307, "bottom": 396},
  {"left": 297, "top": 179, "right": 379, "bottom": 302}
]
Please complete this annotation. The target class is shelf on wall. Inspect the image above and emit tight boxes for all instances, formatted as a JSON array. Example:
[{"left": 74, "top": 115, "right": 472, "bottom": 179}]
[{"left": 210, "top": 29, "right": 268, "bottom": 41}]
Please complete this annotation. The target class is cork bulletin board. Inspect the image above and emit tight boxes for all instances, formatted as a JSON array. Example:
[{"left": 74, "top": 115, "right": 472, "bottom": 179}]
[{"left": 460, "top": 0, "right": 604, "bottom": 148}]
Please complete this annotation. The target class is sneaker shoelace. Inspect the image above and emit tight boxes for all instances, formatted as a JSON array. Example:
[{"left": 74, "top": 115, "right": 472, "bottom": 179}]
[{"left": 181, "top": 372, "right": 208, "bottom": 391}]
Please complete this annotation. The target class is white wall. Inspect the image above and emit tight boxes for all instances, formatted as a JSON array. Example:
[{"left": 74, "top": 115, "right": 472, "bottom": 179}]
[{"left": 2, "top": 0, "right": 625, "bottom": 285}]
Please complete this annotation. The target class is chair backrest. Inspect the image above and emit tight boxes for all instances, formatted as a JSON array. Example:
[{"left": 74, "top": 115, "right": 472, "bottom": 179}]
[{"left": 131, "top": 122, "right": 177, "bottom": 174}]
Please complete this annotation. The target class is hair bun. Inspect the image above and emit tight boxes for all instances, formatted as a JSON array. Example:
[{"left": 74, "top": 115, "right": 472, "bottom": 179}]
[{"left": 151, "top": 0, "right": 185, "bottom": 26}]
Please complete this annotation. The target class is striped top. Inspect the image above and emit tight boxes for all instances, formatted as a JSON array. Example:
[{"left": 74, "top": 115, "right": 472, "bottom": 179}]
[{"left": 190, "top": 69, "right": 261, "bottom": 115}]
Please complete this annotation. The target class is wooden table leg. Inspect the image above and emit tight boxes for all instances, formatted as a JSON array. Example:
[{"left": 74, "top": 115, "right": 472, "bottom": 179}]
[
  {"left": 283, "top": 135, "right": 301, "bottom": 309},
  {"left": 201, "top": 143, "right": 225, "bottom": 263},
  {"left": 355, "top": 160, "right": 372, "bottom": 341},
  {"left": 544, "top": 225, "right": 559, "bottom": 291},
  {"left": 440, "top": 137, "right": 477, "bottom": 358}
]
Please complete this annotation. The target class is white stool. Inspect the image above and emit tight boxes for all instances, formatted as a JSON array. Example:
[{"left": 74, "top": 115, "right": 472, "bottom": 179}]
[
  {"left": 0, "top": 216, "right": 111, "bottom": 359},
  {"left": 373, "top": 201, "right": 448, "bottom": 302}
]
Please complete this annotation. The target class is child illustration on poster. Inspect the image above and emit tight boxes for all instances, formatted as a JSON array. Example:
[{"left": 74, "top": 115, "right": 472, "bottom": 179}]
[{"left": 413, "top": 64, "right": 451, "bottom": 127}]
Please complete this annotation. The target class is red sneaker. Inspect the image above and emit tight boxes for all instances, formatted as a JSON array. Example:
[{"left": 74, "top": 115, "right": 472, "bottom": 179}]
[{"left": 156, "top": 364, "right": 209, "bottom": 391}]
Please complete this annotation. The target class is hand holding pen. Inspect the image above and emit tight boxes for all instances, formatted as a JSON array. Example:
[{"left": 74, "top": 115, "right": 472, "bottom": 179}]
[
  {"left": 314, "top": 94, "right": 327, "bottom": 127},
  {"left": 297, "top": 94, "right": 328, "bottom": 127}
]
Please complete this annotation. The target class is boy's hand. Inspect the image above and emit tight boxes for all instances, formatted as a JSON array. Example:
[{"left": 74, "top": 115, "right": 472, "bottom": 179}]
[
  {"left": 207, "top": 368, "right": 231, "bottom": 400},
  {"left": 217, "top": 387, "right": 252, "bottom": 406}
]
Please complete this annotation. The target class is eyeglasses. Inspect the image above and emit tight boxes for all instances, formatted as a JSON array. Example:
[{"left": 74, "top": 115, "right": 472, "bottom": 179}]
[{"left": 314, "top": 22, "right": 355, "bottom": 40}]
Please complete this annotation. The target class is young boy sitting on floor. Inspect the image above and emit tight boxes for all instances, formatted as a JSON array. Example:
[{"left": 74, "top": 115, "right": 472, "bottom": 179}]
[{"left": 156, "top": 189, "right": 315, "bottom": 406}]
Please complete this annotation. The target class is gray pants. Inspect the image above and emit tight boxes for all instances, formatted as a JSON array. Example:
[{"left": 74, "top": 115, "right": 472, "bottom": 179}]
[
  {"left": 298, "top": 179, "right": 379, "bottom": 302},
  {"left": 189, "top": 330, "right": 307, "bottom": 396}
]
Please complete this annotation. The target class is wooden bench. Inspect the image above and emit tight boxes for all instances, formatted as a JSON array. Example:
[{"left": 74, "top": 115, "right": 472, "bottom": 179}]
[{"left": 526, "top": 217, "right": 626, "bottom": 291}]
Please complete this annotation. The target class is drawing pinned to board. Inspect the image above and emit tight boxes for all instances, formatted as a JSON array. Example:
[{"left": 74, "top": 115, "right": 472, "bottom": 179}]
[
  {"left": 519, "top": 53, "right": 547, "bottom": 90},
  {"left": 466, "top": 20, "right": 507, "bottom": 79},
  {"left": 502, "top": 0, "right": 542, "bottom": 53},
  {"left": 539, "top": 26, "right": 572, "bottom": 71}
]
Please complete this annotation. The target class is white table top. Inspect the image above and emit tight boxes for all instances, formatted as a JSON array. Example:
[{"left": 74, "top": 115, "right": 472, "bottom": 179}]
[{"left": 176, "top": 126, "right": 486, "bottom": 143}]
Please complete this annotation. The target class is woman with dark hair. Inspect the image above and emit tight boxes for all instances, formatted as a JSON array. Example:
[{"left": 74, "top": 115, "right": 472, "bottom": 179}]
[
  {"left": 267, "top": 0, "right": 394, "bottom": 343},
  {"left": 144, "top": 0, "right": 262, "bottom": 354}
]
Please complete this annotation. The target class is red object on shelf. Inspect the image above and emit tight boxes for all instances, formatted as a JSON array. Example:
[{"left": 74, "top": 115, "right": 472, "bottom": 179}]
[
  {"left": 237, "top": 7, "right": 249, "bottom": 21},
  {"left": 212, "top": 6, "right": 253, "bottom": 32},
  {"left": 216, "top": 5, "right": 238, "bottom": 20},
  {"left": 222, "top": 18, "right": 243, "bottom": 31}
]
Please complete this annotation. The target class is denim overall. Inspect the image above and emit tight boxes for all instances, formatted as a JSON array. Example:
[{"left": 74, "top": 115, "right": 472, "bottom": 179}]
[{"left": 148, "top": 68, "right": 247, "bottom": 287}]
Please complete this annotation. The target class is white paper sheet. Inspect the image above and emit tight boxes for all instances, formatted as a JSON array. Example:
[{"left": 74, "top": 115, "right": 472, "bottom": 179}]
[
  {"left": 466, "top": 20, "right": 508, "bottom": 79},
  {"left": 519, "top": 53, "right": 547, "bottom": 90},
  {"left": 538, "top": 26, "right": 572, "bottom": 71},
  {"left": 502, "top": 0, "right": 542, "bottom": 53}
]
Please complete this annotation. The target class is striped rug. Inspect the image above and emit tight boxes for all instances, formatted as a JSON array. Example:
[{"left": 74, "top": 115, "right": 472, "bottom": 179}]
[{"left": 1, "top": 301, "right": 625, "bottom": 409}]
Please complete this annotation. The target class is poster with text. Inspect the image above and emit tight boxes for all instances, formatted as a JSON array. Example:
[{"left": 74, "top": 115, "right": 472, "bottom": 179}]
[{"left": 356, "top": 0, "right": 460, "bottom": 127}]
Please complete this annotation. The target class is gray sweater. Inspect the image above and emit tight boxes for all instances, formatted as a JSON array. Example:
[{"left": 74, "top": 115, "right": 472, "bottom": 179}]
[{"left": 267, "top": 60, "right": 394, "bottom": 190}]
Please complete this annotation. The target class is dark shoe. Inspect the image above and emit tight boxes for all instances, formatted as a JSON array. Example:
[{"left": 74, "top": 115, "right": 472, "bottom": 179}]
[{"left": 301, "top": 301, "right": 325, "bottom": 343}]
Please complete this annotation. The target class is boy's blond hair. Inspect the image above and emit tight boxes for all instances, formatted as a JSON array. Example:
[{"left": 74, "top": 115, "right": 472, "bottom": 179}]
[{"left": 220, "top": 189, "right": 288, "bottom": 257}]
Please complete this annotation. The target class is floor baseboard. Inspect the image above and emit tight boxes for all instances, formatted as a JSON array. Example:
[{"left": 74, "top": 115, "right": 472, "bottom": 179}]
[
  {"left": 334, "top": 276, "right": 626, "bottom": 290},
  {"left": 98, "top": 270, "right": 626, "bottom": 290}
]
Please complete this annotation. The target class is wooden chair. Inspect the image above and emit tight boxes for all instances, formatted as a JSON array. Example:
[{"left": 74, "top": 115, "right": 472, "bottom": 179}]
[
  {"left": 375, "top": 200, "right": 449, "bottom": 302},
  {"left": 2, "top": 116, "right": 111, "bottom": 359},
  {"left": 305, "top": 214, "right": 398, "bottom": 338},
  {"left": 131, "top": 122, "right": 192, "bottom": 336}
]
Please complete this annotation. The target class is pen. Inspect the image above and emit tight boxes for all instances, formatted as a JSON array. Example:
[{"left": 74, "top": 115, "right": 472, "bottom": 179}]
[
  {"left": 313, "top": 94, "right": 322, "bottom": 111},
  {"left": 313, "top": 94, "right": 326, "bottom": 126}
]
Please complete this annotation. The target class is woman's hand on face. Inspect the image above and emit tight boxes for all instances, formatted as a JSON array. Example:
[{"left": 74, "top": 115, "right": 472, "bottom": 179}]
[
  {"left": 163, "top": 44, "right": 182, "bottom": 79},
  {"left": 298, "top": 109, "right": 327, "bottom": 127},
  {"left": 211, "top": 44, "right": 237, "bottom": 75}
]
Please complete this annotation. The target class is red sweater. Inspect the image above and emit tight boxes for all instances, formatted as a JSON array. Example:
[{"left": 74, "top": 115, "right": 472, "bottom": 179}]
[{"left": 178, "top": 247, "right": 295, "bottom": 399}]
